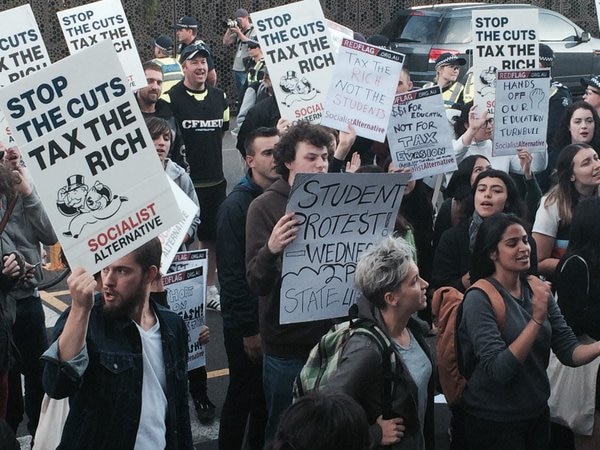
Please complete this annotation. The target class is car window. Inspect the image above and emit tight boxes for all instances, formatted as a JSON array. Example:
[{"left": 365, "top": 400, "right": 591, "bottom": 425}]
[
  {"left": 439, "top": 16, "right": 472, "bottom": 44},
  {"left": 385, "top": 14, "right": 441, "bottom": 43},
  {"left": 539, "top": 13, "right": 578, "bottom": 42}
]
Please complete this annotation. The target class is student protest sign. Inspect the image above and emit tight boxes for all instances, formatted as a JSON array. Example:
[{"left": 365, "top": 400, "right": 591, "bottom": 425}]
[
  {"left": 472, "top": 9, "right": 538, "bottom": 116},
  {"left": 57, "top": 0, "right": 145, "bottom": 89},
  {"left": 158, "top": 177, "right": 200, "bottom": 271},
  {"left": 0, "top": 41, "right": 180, "bottom": 273},
  {"left": 321, "top": 38, "right": 404, "bottom": 142},
  {"left": 281, "top": 172, "right": 409, "bottom": 324},
  {"left": 251, "top": 0, "right": 335, "bottom": 123},
  {"left": 493, "top": 69, "right": 550, "bottom": 156},
  {"left": 0, "top": 4, "right": 52, "bottom": 146},
  {"left": 165, "top": 250, "right": 208, "bottom": 370},
  {"left": 388, "top": 86, "right": 456, "bottom": 179}
]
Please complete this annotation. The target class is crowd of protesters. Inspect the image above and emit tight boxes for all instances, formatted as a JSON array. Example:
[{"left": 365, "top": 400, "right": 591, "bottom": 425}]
[{"left": 2, "top": 6, "right": 600, "bottom": 450}]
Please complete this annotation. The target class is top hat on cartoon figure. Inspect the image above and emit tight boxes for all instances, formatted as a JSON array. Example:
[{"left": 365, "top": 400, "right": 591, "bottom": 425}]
[{"left": 66, "top": 174, "right": 85, "bottom": 192}]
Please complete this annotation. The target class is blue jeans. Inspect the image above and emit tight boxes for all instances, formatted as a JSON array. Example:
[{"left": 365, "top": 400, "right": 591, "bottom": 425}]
[
  {"left": 233, "top": 70, "right": 247, "bottom": 102},
  {"left": 262, "top": 354, "right": 306, "bottom": 442}
]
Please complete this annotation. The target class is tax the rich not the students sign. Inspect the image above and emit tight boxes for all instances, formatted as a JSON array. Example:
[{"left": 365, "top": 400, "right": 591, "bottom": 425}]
[
  {"left": 321, "top": 38, "right": 404, "bottom": 142},
  {"left": 0, "top": 41, "right": 180, "bottom": 273}
]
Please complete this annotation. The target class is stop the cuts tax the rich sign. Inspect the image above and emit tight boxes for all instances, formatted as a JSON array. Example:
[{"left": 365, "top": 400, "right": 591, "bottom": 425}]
[{"left": 0, "top": 41, "right": 180, "bottom": 273}]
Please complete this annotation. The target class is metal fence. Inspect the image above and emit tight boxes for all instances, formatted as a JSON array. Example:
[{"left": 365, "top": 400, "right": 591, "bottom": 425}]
[{"left": 10, "top": 0, "right": 600, "bottom": 106}]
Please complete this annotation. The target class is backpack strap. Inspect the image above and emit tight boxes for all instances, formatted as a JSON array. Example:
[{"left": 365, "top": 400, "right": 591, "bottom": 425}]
[
  {"left": 351, "top": 319, "right": 396, "bottom": 419},
  {"left": 469, "top": 278, "right": 506, "bottom": 331}
]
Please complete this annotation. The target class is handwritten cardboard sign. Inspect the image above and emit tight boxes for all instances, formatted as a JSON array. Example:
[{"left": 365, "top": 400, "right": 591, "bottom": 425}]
[
  {"left": 158, "top": 177, "right": 200, "bottom": 271},
  {"left": 165, "top": 250, "right": 208, "bottom": 370},
  {"left": 388, "top": 87, "right": 457, "bottom": 178},
  {"left": 0, "top": 41, "right": 180, "bottom": 272},
  {"left": 280, "top": 172, "right": 409, "bottom": 324},
  {"left": 321, "top": 38, "right": 404, "bottom": 142},
  {"left": 57, "top": 0, "right": 145, "bottom": 89},
  {"left": 251, "top": 0, "right": 335, "bottom": 123},
  {"left": 492, "top": 69, "right": 550, "bottom": 156},
  {"left": 0, "top": 4, "right": 52, "bottom": 147},
  {"left": 472, "top": 9, "right": 538, "bottom": 116}
]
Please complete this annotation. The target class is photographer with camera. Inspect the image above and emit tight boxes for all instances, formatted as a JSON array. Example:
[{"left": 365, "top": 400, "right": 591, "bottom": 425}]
[{"left": 222, "top": 8, "right": 256, "bottom": 104}]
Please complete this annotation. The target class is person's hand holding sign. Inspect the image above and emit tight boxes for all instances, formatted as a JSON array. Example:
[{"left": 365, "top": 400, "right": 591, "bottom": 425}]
[{"left": 268, "top": 212, "right": 299, "bottom": 254}]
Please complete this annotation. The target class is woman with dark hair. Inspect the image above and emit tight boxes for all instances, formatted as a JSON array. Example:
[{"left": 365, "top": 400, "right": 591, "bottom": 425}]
[
  {"left": 543, "top": 101, "right": 600, "bottom": 191},
  {"left": 457, "top": 213, "right": 600, "bottom": 450},
  {"left": 323, "top": 236, "right": 434, "bottom": 450},
  {"left": 434, "top": 155, "right": 491, "bottom": 250},
  {"left": 0, "top": 165, "right": 35, "bottom": 419},
  {"left": 268, "top": 393, "right": 370, "bottom": 450},
  {"left": 532, "top": 143, "right": 600, "bottom": 278},
  {"left": 555, "top": 197, "right": 600, "bottom": 448},
  {"left": 433, "top": 169, "right": 537, "bottom": 292}
]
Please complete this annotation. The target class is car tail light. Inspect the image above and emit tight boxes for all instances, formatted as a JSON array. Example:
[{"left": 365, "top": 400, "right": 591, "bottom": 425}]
[{"left": 428, "top": 48, "right": 461, "bottom": 64}]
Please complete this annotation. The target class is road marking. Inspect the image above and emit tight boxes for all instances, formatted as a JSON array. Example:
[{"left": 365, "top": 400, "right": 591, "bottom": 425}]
[
  {"left": 40, "top": 290, "right": 68, "bottom": 312},
  {"left": 207, "top": 368, "right": 229, "bottom": 379}
]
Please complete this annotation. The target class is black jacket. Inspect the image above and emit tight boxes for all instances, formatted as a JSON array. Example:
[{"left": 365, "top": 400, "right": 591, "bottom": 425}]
[
  {"left": 216, "top": 171, "right": 263, "bottom": 335},
  {"left": 236, "top": 96, "right": 280, "bottom": 156}
]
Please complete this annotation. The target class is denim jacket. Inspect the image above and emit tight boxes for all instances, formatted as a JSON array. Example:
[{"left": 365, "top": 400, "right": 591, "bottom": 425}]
[{"left": 42, "top": 298, "right": 193, "bottom": 449}]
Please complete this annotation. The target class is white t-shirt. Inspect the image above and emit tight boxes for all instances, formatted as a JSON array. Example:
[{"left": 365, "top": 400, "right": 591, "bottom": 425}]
[{"left": 134, "top": 319, "right": 168, "bottom": 450}]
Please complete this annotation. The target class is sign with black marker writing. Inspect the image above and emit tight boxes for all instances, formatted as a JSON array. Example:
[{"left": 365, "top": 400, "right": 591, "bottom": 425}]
[
  {"left": 388, "top": 86, "right": 456, "bottom": 179},
  {"left": 493, "top": 69, "right": 549, "bottom": 156},
  {"left": 165, "top": 250, "right": 208, "bottom": 370},
  {"left": 281, "top": 172, "right": 409, "bottom": 324},
  {"left": 472, "top": 9, "right": 538, "bottom": 116},
  {"left": 251, "top": 0, "right": 335, "bottom": 123},
  {"left": 321, "top": 38, "right": 404, "bottom": 142},
  {"left": 0, "top": 5, "right": 51, "bottom": 146},
  {"left": 0, "top": 41, "right": 180, "bottom": 272},
  {"left": 57, "top": 0, "right": 145, "bottom": 89}
]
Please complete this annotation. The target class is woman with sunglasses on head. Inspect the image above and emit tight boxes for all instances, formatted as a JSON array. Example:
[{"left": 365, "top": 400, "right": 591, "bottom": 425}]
[{"left": 457, "top": 213, "right": 600, "bottom": 450}]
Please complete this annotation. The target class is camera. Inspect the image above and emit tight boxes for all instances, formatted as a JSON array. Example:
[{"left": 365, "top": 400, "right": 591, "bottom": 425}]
[{"left": 222, "top": 18, "right": 239, "bottom": 29}]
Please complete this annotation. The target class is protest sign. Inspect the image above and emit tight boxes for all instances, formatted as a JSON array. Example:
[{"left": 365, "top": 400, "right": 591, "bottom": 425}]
[
  {"left": 493, "top": 69, "right": 550, "bottom": 156},
  {"left": 0, "top": 4, "right": 52, "bottom": 146},
  {"left": 321, "top": 38, "right": 404, "bottom": 142},
  {"left": 165, "top": 249, "right": 208, "bottom": 370},
  {"left": 324, "top": 19, "right": 353, "bottom": 54},
  {"left": 388, "top": 86, "right": 457, "bottom": 178},
  {"left": 158, "top": 177, "right": 200, "bottom": 271},
  {"left": 472, "top": 9, "right": 538, "bottom": 116},
  {"left": 251, "top": 0, "right": 335, "bottom": 123},
  {"left": 281, "top": 172, "right": 409, "bottom": 324},
  {"left": 0, "top": 41, "right": 180, "bottom": 272},
  {"left": 57, "top": 0, "right": 145, "bottom": 89}
]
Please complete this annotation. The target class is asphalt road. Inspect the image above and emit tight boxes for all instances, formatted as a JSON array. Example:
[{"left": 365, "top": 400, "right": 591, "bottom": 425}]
[{"left": 27, "top": 127, "right": 452, "bottom": 449}]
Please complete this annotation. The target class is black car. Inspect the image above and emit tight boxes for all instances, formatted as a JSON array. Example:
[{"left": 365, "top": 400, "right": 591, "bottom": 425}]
[{"left": 380, "top": 3, "right": 600, "bottom": 95}]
